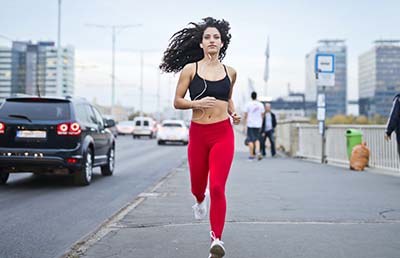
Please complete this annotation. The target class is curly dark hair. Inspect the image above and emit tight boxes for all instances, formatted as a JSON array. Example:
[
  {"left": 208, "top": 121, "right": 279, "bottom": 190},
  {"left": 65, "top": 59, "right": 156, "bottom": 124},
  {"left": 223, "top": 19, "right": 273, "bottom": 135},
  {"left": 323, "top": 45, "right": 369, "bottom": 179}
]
[{"left": 159, "top": 17, "right": 231, "bottom": 73}]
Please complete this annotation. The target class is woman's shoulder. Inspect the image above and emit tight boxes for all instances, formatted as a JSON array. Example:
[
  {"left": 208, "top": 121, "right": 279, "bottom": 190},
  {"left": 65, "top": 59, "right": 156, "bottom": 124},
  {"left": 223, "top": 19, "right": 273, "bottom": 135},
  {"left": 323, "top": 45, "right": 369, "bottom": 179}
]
[
  {"left": 224, "top": 65, "right": 237, "bottom": 82},
  {"left": 223, "top": 64, "right": 236, "bottom": 72},
  {"left": 180, "top": 63, "right": 197, "bottom": 78},
  {"left": 182, "top": 62, "right": 197, "bottom": 71},
  {"left": 224, "top": 65, "right": 236, "bottom": 75}
]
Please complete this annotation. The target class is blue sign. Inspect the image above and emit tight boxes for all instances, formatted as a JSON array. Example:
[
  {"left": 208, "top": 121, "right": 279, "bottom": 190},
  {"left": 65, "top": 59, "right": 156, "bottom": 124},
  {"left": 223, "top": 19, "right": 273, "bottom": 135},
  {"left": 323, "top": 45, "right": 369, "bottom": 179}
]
[{"left": 315, "top": 54, "right": 335, "bottom": 74}]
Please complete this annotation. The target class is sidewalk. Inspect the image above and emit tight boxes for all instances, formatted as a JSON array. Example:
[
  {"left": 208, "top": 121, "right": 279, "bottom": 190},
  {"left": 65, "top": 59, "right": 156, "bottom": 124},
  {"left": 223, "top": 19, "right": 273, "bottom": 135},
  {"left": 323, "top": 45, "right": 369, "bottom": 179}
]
[{"left": 65, "top": 131, "right": 400, "bottom": 258}]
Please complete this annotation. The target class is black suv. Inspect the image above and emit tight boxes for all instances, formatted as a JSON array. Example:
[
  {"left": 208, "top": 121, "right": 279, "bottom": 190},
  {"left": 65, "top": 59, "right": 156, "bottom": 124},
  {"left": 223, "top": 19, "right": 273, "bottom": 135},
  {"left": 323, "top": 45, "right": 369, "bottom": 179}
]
[{"left": 0, "top": 96, "right": 115, "bottom": 186}]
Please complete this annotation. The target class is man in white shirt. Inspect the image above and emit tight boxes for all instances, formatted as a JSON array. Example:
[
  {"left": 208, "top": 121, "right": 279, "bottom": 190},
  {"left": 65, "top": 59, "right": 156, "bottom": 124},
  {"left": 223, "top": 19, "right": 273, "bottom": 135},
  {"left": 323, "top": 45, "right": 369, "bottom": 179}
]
[{"left": 243, "top": 91, "right": 265, "bottom": 160}]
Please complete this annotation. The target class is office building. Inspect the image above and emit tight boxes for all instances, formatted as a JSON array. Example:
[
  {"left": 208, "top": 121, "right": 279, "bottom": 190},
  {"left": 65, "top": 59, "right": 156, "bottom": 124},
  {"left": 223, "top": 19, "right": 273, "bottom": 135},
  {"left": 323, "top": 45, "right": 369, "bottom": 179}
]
[
  {"left": 0, "top": 41, "right": 74, "bottom": 102},
  {"left": 0, "top": 46, "right": 12, "bottom": 102},
  {"left": 359, "top": 40, "right": 400, "bottom": 118}
]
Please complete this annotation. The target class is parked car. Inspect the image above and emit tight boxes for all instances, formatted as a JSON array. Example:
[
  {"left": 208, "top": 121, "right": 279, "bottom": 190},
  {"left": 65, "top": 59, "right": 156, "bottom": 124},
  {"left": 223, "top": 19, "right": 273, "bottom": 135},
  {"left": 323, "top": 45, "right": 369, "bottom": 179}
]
[
  {"left": 157, "top": 119, "right": 188, "bottom": 145},
  {"left": 132, "top": 116, "right": 157, "bottom": 139},
  {"left": 0, "top": 96, "right": 116, "bottom": 186},
  {"left": 116, "top": 120, "right": 135, "bottom": 135}
]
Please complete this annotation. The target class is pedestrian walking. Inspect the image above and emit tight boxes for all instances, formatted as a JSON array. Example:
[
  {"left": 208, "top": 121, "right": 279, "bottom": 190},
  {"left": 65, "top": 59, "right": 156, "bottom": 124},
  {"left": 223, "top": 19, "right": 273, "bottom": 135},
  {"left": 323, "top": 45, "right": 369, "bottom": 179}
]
[
  {"left": 243, "top": 91, "right": 265, "bottom": 160},
  {"left": 385, "top": 93, "right": 400, "bottom": 158},
  {"left": 159, "top": 17, "right": 241, "bottom": 258},
  {"left": 261, "top": 103, "right": 277, "bottom": 157}
]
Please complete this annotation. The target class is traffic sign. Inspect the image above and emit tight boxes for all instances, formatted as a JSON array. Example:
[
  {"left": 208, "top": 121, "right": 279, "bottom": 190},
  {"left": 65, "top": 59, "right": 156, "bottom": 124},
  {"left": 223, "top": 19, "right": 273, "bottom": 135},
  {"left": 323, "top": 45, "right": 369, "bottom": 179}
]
[
  {"left": 315, "top": 54, "right": 335, "bottom": 73},
  {"left": 317, "top": 93, "right": 325, "bottom": 107},
  {"left": 317, "top": 107, "right": 326, "bottom": 121},
  {"left": 316, "top": 73, "right": 335, "bottom": 86},
  {"left": 315, "top": 54, "right": 335, "bottom": 87}
]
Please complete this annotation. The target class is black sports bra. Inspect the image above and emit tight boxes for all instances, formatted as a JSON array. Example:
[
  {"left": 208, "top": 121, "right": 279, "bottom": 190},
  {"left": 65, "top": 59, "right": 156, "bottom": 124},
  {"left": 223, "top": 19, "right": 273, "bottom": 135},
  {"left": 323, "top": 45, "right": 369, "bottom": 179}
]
[{"left": 189, "top": 62, "right": 231, "bottom": 102}]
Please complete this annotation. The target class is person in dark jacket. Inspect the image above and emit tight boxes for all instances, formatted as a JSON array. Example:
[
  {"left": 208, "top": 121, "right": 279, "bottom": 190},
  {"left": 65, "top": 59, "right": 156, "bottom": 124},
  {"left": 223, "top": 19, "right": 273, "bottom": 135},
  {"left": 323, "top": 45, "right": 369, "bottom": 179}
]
[
  {"left": 260, "top": 103, "right": 277, "bottom": 157},
  {"left": 385, "top": 93, "right": 400, "bottom": 158}
]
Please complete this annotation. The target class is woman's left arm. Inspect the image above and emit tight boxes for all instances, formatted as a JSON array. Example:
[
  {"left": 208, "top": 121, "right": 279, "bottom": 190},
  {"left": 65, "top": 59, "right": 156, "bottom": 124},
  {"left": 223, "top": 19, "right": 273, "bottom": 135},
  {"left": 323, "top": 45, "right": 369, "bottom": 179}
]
[{"left": 227, "top": 67, "right": 241, "bottom": 125}]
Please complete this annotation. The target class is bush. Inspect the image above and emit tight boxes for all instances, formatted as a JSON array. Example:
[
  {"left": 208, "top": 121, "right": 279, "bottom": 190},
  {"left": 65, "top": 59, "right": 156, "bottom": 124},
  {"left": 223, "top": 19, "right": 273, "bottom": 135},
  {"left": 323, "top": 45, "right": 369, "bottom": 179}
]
[{"left": 311, "top": 114, "right": 385, "bottom": 125}]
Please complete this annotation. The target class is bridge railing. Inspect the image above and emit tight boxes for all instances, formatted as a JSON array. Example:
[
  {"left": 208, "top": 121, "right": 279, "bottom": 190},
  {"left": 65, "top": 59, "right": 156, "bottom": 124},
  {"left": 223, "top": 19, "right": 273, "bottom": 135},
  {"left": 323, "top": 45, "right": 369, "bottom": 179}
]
[{"left": 275, "top": 119, "right": 399, "bottom": 172}]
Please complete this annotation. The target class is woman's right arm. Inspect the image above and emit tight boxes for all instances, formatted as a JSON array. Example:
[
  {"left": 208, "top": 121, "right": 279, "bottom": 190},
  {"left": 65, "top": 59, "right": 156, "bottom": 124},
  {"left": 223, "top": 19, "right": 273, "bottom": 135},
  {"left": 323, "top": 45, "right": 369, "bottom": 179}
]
[
  {"left": 173, "top": 64, "right": 193, "bottom": 110},
  {"left": 173, "top": 64, "right": 216, "bottom": 110}
]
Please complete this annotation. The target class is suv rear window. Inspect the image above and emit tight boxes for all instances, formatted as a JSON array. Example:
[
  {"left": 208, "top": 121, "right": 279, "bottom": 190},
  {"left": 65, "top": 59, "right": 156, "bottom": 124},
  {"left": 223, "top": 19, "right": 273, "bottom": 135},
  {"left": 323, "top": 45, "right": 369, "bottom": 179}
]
[
  {"left": 119, "top": 121, "right": 135, "bottom": 126},
  {"left": 163, "top": 123, "right": 182, "bottom": 127},
  {"left": 0, "top": 100, "right": 71, "bottom": 120}
]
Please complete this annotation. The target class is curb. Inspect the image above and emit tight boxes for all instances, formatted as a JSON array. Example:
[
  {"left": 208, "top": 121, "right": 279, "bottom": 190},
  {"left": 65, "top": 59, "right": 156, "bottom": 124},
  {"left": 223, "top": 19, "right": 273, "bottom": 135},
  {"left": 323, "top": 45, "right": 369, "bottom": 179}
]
[{"left": 60, "top": 159, "right": 186, "bottom": 258}]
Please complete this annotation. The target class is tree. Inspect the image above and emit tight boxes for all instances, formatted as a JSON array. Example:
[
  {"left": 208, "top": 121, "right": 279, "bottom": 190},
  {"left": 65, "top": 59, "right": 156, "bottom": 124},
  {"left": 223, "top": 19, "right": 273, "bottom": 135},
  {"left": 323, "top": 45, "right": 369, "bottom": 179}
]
[
  {"left": 309, "top": 112, "right": 318, "bottom": 124},
  {"left": 371, "top": 114, "right": 387, "bottom": 125},
  {"left": 128, "top": 111, "right": 145, "bottom": 120},
  {"left": 354, "top": 115, "right": 368, "bottom": 124},
  {"left": 327, "top": 115, "right": 348, "bottom": 125}
]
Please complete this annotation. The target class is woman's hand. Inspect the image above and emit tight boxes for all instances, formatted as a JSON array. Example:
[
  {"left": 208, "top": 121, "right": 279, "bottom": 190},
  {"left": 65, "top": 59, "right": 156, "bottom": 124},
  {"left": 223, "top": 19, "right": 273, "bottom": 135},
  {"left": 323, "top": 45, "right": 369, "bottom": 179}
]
[
  {"left": 193, "top": 97, "right": 216, "bottom": 109},
  {"left": 230, "top": 112, "right": 241, "bottom": 125}
]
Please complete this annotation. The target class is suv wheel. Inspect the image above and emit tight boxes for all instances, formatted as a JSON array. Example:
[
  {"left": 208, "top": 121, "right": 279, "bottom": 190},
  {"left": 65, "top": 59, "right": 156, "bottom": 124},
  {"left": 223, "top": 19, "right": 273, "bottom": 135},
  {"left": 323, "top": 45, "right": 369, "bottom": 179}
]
[
  {"left": 0, "top": 171, "right": 9, "bottom": 185},
  {"left": 74, "top": 149, "right": 93, "bottom": 186},
  {"left": 101, "top": 146, "right": 115, "bottom": 176}
]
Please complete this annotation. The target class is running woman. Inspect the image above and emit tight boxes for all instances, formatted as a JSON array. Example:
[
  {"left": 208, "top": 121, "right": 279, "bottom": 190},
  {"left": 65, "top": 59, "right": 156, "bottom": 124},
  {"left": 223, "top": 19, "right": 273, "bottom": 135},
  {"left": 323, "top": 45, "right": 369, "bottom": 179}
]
[{"left": 160, "top": 17, "right": 241, "bottom": 258}]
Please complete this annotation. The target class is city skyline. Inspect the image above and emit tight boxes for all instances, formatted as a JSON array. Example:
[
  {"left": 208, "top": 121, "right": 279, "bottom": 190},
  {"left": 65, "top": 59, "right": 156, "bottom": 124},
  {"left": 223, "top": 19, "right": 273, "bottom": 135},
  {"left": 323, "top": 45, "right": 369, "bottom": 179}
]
[{"left": 1, "top": 0, "right": 400, "bottom": 113}]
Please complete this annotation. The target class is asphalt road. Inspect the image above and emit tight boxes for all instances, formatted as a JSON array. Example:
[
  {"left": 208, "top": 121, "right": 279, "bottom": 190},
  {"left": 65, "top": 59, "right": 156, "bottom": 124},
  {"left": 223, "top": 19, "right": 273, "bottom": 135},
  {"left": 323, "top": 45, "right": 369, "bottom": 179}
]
[{"left": 0, "top": 135, "right": 187, "bottom": 258}]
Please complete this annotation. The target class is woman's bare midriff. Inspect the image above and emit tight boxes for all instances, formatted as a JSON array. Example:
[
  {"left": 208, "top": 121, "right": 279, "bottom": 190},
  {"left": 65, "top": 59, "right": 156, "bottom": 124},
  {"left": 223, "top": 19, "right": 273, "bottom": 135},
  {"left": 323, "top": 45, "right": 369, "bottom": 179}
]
[{"left": 192, "top": 99, "right": 229, "bottom": 124}]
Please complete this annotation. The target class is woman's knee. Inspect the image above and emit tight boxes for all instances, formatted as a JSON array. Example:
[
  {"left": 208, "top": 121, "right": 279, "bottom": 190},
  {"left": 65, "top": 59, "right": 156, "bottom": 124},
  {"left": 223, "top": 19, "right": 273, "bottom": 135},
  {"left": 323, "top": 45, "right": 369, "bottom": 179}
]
[{"left": 210, "top": 184, "right": 225, "bottom": 199}]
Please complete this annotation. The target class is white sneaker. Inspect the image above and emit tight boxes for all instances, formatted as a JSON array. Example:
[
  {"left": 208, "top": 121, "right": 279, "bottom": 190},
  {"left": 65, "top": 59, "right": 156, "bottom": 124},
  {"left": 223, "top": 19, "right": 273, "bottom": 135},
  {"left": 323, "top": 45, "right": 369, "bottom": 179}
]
[
  {"left": 209, "top": 231, "right": 225, "bottom": 257},
  {"left": 192, "top": 188, "right": 209, "bottom": 220}
]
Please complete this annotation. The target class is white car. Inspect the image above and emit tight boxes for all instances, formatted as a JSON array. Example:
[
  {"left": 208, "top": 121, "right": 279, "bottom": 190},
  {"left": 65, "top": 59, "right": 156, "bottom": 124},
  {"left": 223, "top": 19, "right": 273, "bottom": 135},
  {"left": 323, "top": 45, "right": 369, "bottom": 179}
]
[
  {"left": 157, "top": 120, "right": 189, "bottom": 145},
  {"left": 116, "top": 120, "right": 135, "bottom": 135},
  {"left": 132, "top": 116, "right": 157, "bottom": 138}
]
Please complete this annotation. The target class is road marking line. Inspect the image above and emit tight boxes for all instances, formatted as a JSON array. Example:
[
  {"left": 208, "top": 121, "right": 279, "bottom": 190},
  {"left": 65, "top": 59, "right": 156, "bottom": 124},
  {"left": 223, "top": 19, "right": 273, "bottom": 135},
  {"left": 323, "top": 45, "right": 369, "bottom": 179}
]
[{"left": 110, "top": 219, "right": 400, "bottom": 230}]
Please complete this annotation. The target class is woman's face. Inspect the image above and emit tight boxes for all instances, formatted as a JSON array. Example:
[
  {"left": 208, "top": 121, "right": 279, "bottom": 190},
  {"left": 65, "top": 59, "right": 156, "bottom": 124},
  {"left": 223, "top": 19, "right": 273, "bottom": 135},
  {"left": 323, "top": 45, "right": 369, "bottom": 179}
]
[{"left": 201, "top": 27, "right": 223, "bottom": 55}]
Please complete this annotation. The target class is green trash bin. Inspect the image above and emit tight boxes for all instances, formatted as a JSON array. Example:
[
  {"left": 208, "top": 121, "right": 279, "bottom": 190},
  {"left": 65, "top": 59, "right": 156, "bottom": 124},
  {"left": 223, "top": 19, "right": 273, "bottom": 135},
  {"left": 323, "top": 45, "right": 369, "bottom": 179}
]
[{"left": 345, "top": 129, "right": 363, "bottom": 160}]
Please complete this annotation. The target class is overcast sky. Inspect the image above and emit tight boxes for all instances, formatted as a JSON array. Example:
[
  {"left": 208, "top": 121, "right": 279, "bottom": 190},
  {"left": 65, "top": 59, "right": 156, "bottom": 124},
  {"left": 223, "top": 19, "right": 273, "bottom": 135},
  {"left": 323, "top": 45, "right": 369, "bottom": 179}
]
[{"left": 1, "top": 0, "right": 399, "bottom": 112}]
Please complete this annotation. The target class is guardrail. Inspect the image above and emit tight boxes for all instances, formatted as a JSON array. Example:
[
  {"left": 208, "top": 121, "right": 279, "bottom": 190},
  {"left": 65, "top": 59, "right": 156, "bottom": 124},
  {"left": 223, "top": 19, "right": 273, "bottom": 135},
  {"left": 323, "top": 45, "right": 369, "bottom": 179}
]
[{"left": 275, "top": 120, "right": 399, "bottom": 172}]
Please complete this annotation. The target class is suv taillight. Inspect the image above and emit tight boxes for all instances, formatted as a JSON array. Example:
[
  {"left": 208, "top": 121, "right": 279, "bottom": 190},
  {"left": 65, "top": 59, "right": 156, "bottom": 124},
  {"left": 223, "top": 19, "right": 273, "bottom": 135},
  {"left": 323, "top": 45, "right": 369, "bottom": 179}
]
[
  {"left": 57, "top": 122, "right": 81, "bottom": 136},
  {"left": 0, "top": 122, "right": 5, "bottom": 134}
]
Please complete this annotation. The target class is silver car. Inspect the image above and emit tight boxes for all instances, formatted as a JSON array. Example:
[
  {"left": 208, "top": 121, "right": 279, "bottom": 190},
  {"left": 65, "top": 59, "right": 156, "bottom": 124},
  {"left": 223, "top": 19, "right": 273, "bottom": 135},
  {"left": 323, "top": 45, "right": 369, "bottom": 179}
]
[{"left": 116, "top": 120, "right": 135, "bottom": 135}]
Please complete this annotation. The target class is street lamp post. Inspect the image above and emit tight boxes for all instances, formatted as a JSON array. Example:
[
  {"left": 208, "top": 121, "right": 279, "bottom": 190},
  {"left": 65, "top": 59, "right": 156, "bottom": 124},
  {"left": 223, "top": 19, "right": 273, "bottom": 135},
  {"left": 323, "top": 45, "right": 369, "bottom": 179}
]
[
  {"left": 86, "top": 23, "right": 142, "bottom": 116},
  {"left": 140, "top": 50, "right": 144, "bottom": 117},
  {"left": 137, "top": 50, "right": 162, "bottom": 118},
  {"left": 119, "top": 48, "right": 160, "bottom": 118},
  {"left": 56, "top": 0, "right": 63, "bottom": 97},
  {"left": 156, "top": 67, "right": 161, "bottom": 122}
]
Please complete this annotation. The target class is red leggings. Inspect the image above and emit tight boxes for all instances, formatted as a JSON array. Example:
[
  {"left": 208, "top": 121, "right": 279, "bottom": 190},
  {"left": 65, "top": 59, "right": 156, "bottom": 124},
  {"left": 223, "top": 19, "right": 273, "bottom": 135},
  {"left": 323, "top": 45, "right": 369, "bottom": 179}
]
[{"left": 188, "top": 118, "right": 234, "bottom": 239}]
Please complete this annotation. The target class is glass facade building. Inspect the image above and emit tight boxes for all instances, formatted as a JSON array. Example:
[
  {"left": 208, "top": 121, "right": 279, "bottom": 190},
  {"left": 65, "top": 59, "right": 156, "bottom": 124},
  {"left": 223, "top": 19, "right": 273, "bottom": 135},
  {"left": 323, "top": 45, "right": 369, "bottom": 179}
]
[
  {"left": 305, "top": 40, "right": 347, "bottom": 118},
  {"left": 0, "top": 47, "right": 12, "bottom": 103},
  {"left": 359, "top": 40, "right": 400, "bottom": 118},
  {"left": 0, "top": 41, "right": 74, "bottom": 102},
  {"left": 41, "top": 43, "right": 75, "bottom": 96}
]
